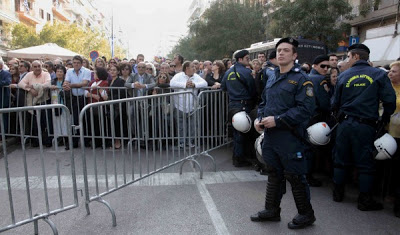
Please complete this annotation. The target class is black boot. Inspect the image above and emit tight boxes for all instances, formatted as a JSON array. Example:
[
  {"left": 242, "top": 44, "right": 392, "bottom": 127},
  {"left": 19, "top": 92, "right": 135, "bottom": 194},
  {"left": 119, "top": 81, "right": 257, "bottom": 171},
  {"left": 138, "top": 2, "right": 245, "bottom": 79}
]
[
  {"left": 233, "top": 157, "right": 251, "bottom": 167},
  {"left": 394, "top": 197, "right": 400, "bottom": 218},
  {"left": 306, "top": 174, "right": 322, "bottom": 187},
  {"left": 332, "top": 183, "right": 345, "bottom": 202},
  {"left": 250, "top": 173, "right": 281, "bottom": 222},
  {"left": 286, "top": 174, "right": 316, "bottom": 229},
  {"left": 357, "top": 192, "right": 383, "bottom": 211}
]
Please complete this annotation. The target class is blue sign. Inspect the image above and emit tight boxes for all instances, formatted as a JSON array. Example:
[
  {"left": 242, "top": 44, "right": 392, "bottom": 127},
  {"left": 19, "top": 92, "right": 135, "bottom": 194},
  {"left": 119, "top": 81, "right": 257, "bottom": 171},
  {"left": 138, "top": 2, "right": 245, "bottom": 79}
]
[
  {"left": 349, "top": 36, "right": 360, "bottom": 46},
  {"left": 89, "top": 50, "right": 99, "bottom": 61}
]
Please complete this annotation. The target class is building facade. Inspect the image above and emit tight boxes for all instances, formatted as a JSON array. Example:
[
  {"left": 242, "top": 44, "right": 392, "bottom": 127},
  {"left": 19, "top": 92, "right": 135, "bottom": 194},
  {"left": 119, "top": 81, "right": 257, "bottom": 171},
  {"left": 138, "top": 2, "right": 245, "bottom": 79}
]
[{"left": 0, "top": 0, "right": 107, "bottom": 53}]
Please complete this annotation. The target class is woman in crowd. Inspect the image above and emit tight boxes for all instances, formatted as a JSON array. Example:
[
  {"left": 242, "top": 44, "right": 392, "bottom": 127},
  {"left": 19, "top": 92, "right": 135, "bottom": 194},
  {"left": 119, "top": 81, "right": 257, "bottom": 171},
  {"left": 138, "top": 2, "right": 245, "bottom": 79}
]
[
  {"left": 152, "top": 72, "right": 170, "bottom": 95},
  {"left": 92, "top": 57, "right": 112, "bottom": 84},
  {"left": 108, "top": 58, "right": 118, "bottom": 69},
  {"left": 108, "top": 64, "right": 127, "bottom": 149},
  {"left": 205, "top": 60, "right": 225, "bottom": 89},
  {"left": 120, "top": 63, "right": 133, "bottom": 98},
  {"left": 328, "top": 67, "right": 339, "bottom": 99},
  {"left": 85, "top": 67, "right": 109, "bottom": 148},
  {"left": 82, "top": 58, "right": 91, "bottom": 70},
  {"left": 222, "top": 58, "right": 232, "bottom": 70},
  {"left": 9, "top": 64, "right": 20, "bottom": 107},
  {"left": 387, "top": 61, "right": 400, "bottom": 217},
  {"left": 50, "top": 65, "right": 69, "bottom": 149}
]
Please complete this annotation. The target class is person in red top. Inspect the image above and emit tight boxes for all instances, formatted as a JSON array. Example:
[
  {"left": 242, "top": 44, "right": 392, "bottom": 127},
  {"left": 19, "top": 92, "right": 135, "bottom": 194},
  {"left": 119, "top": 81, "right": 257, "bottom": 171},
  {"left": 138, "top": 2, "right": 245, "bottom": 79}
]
[
  {"left": 85, "top": 67, "right": 109, "bottom": 103},
  {"left": 84, "top": 67, "right": 109, "bottom": 148}
]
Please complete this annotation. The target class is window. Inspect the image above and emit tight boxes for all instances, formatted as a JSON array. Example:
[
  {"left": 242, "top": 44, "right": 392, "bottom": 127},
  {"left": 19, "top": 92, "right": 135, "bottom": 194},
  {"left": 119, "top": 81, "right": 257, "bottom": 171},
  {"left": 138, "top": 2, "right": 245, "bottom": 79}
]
[
  {"left": 47, "top": 13, "right": 51, "bottom": 21},
  {"left": 39, "top": 9, "right": 44, "bottom": 19}
]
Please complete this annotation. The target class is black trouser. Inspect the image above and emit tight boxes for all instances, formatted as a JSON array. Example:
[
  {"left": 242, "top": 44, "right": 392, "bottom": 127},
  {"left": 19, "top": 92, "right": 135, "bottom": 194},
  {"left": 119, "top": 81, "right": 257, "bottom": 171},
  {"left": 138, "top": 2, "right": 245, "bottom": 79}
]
[{"left": 71, "top": 96, "right": 85, "bottom": 145}]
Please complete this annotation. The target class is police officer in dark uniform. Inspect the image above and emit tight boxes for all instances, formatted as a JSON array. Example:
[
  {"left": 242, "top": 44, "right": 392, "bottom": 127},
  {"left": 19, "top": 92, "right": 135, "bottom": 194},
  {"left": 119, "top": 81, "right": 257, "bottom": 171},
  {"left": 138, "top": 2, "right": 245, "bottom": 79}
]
[
  {"left": 221, "top": 50, "right": 257, "bottom": 167},
  {"left": 305, "top": 55, "right": 332, "bottom": 187},
  {"left": 332, "top": 44, "right": 396, "bottom": 210},
  {"left": 251, "top": 38, "right": 316, "bottom": 229}
]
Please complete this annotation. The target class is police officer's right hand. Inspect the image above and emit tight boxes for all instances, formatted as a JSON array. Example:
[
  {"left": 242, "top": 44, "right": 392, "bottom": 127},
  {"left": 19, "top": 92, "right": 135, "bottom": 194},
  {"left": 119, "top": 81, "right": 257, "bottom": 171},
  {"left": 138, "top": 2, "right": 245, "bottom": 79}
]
[
  {"left": 260, "top": 116, "right": 276, "bottom": 128},
  {"left": 254, "top": 119, "right": 264, "bottom": 132}
]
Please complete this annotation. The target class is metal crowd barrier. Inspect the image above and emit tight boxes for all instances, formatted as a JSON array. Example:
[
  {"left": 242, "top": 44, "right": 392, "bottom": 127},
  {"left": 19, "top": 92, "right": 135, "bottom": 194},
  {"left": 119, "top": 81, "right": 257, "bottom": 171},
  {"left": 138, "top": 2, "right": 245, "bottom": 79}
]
[
  {"left": 197, "top": 89, "right": 231, "bottom": 159},
  {"left": 0, "top": 104, "right": 78, "bottom": 234},
  {"left": 78, "top": 90, "right": 219, "bottom": 226}
]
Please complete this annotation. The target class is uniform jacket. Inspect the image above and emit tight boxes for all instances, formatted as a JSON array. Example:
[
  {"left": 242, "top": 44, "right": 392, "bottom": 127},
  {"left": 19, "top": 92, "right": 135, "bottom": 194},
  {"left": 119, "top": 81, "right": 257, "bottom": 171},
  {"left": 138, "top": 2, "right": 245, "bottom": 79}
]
[
  {"left": 124, "top": 73, "right": 156, "bottom": 97},
  {"left": 333, "top": 60, "right": 396, "bottom": 121},
  {"left": 256, "top": 62, "right": 276, "bottom": 100},
  {"left": 309, "top": 69, "right": 331, "bottom": 114},
  {"left": 258, "top": 64, "right": 316, "bottom": 136},
  {"left": 221, "top": 63, "right": 256, "bottom": 102}
]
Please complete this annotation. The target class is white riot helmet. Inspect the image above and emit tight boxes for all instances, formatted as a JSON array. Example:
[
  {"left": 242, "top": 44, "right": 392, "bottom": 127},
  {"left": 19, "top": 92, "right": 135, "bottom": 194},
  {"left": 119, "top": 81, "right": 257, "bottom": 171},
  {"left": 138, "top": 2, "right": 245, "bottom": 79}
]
[
  {"left": 254, "top": 119, "right": 264, "bottom": 134},
  {"left": 232, "top": 111, "right": 251, "bottom": 133},
  {"left": 254, "top": 133, "right": 265, "bottom": 164},
  {"left": 307, "top": 122, "right": 331, "bottom": 145},
  {"left": 374, "top": 133, "right": 397, "bottom": 160}
]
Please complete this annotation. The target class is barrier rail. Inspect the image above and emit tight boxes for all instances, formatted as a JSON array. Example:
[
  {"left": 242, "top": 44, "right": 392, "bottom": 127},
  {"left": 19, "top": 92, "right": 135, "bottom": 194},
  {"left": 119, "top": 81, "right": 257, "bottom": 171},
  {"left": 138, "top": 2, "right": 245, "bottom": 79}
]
[
  {"left": 0, "top": 104, "right": 78, "bottom": 234},
  {"left": 78, "top": 90, "right": 219, "bottom": 226}
]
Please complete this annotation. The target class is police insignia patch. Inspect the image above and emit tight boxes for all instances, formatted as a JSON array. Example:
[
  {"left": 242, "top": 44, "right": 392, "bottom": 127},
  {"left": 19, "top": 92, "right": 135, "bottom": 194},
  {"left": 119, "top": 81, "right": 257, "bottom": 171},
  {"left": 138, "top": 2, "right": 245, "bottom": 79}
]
[{"left": 306, "top": 86, "right": 314, "bottom": 97}]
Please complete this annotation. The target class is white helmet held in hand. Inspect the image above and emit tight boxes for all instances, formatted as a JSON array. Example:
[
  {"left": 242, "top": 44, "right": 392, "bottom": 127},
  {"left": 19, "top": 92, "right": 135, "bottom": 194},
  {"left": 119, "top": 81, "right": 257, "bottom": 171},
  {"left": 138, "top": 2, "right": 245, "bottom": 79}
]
[
  {"left": 254, "top": 119, "right": 264, "bottom": 134},
  {"left": 374, "top": 133, "right": 397, "bottom": 160},
  {"left": 232, "top": 111, "right": 251, "bottom": 133},
  {"left": 254, "top": 133, "right": 265, "bottom": 164},
  {"left": 307, "top": 122, "right": 331, "bottom": 145}
]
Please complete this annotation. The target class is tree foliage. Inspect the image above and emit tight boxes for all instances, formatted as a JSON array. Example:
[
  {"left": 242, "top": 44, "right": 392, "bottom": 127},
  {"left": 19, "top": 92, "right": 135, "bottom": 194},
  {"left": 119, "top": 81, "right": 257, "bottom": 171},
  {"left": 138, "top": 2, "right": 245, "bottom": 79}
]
[
  {"left": 169, "top": 0, "right": 266, "bottom": 61},
  {"left": 267, "top": 0, "right": 353, "bottom": 51},
  {"left": 6, "top": 22, "right": 126, "bottom": 59}
]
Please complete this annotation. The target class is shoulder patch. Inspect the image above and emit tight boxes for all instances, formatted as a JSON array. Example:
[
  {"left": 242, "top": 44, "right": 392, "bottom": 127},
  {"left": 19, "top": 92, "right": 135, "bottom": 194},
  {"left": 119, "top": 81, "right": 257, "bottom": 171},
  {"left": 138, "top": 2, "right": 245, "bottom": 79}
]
[
  {"left": 288, "top": 80, "right": 298, "bottom": 85},
  {"left": 303, "top": 81, "right": 313, "bottom": 86},
  {"left": 306, "top": 86, "right": 314, "bottom": 97},
  {"left": 320, "top": 80, "right": 328, "bottom": 86}
]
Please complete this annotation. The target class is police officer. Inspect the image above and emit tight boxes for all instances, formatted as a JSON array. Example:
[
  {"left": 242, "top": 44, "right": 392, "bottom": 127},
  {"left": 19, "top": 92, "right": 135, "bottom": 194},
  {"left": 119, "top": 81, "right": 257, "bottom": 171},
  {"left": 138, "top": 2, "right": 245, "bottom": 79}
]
[
  {"left": 305, "top": 55, "right": 332, "bottom": 187},
  {"left": 332, "top": 44, "right": 396, "bottom": 211},
  {"left": 221, "top": 50, "right": 257, "bottom": 167},
  {"left": 251, "top": 38, "right": 316, "bottom": 229}
]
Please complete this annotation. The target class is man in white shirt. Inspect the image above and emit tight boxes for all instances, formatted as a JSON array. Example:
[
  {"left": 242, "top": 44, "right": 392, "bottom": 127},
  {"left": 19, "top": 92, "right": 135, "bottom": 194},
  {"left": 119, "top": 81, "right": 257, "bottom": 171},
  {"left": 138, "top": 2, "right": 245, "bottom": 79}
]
[
  {"left": 62, "top": 55, "right": 91, "bottom": 148},
  {"left": 170, "top": 61, "right": 207, "bottom": 147}
]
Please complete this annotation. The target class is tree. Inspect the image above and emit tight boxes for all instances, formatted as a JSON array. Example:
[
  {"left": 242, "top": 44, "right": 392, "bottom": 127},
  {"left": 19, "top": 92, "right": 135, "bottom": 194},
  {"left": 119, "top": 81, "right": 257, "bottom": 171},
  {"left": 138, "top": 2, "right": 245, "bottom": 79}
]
[
  {"left": 6, "top": 22, "right": 126, "bottom": 59},
  {"left": 266, "top": 0, "right": 353, "bottom": 51},
  {"left": 169, "top": 0, "right": 266, "bottom": 61}
]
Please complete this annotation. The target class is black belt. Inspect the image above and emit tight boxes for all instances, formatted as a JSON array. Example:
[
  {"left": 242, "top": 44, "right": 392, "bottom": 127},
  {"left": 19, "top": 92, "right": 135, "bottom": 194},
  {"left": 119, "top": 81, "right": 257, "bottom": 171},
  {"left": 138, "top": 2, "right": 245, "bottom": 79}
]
[{"left": 344, "top": 115, "right": 376, "bottom": 127}]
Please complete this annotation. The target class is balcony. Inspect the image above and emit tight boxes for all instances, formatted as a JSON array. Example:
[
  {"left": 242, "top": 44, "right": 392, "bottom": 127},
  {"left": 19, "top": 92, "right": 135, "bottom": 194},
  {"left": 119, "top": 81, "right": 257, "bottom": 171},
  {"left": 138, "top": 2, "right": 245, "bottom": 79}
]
[
  {"left": 0, "top": 5, "right": 19, "bottom": 24},
  {"left": 16, "top": 9, "right": 41, "bottom": 25},
  {"left": 350, "top": 0, "right": 398, "bottom": 26},
  {"left": 52, "top": 2, "right": 71, "bottom": 22}
]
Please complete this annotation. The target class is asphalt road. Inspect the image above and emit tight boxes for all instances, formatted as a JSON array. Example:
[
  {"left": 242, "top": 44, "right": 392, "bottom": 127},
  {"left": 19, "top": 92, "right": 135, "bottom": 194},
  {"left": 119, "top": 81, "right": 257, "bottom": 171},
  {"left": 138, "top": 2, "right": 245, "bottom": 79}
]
[{"left": 0, "top": 144, "right": 399, "bottom": 235}]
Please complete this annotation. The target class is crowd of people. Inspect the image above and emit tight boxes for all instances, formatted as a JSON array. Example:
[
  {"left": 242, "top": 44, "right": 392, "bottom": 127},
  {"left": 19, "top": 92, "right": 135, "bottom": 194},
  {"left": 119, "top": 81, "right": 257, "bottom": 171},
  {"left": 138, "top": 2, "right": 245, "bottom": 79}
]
[{"left": 0, "top": 40, "right": 399, "bottom": 228}]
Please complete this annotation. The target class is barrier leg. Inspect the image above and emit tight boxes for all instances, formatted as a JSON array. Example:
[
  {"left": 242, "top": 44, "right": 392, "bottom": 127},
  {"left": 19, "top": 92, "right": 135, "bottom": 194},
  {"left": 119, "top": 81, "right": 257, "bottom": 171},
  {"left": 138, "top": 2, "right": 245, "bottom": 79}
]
[
  {"left": 33, "top": 215, "right": 58, "bottom": 235},
  {"left": 94, "top": 198, "right": 117, "bottom": 227},
  {"left": 197, "top": 152, "right": 217, "bottom": 172},
  {"left": 179, "top": 158, "right": 203, "bottom": 179}
]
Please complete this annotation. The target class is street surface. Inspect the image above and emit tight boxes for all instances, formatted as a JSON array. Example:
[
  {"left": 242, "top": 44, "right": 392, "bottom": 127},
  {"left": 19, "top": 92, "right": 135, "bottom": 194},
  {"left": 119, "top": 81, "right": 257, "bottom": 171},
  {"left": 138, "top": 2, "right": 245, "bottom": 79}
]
[{"left": 0, "top": 145, "right": 399, "bottom": 234}]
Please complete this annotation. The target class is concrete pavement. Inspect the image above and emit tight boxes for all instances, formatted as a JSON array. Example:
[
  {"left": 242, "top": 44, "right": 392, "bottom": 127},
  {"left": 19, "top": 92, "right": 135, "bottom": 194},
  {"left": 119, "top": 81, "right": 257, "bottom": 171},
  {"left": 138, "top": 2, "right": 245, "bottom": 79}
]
[{"left": 0, "top": 145, "right": 399, "bottom": 234}]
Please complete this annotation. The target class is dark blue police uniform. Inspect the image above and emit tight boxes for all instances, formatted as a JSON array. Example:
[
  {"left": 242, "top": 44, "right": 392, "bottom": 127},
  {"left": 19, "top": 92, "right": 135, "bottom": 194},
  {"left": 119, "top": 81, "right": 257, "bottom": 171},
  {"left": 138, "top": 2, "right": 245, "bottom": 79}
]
[
  {"left": 332, "top": 59, "right": 396, "bottom": 208},
  {"left": 221, "top": 62, "right": 256, "bottom": 165}
]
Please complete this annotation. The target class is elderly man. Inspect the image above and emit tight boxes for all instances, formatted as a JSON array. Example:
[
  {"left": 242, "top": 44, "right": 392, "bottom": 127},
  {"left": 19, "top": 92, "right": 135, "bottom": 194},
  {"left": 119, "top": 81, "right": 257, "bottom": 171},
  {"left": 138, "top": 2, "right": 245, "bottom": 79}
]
[
  {"left": 18, "top": 61, "right": 52, "bottom": 147},
  {"left": 160, "top": 62, "right": 170, "bottom": 74},
  {"left": 62, "top": 55, "right": 91, "bottom": 148},
  {"left": 125, "top": 62, "right": 156, "bottom": 147},
  {"left": 201, "top": 60, "right": 212, "bottom": 79}
]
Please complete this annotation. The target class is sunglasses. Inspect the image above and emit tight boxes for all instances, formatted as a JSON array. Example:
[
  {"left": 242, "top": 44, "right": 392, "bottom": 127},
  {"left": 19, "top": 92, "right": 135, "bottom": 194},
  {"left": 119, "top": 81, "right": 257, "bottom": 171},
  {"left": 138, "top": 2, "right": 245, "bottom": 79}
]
[
  {"left": 159, "top": 76, "right": 167, "bottom": 79},
  {"left": 320, "top": 64, "right": 330, "bottom": 69},
  {"left": 146, "top": 68, "right": 153, "bottom": 70},
  {"left": 137, "top": 66, "right": 145, "bottom": 68},
  {"left": 170, "top": 65, "right": 176, "bottom": 67}
]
